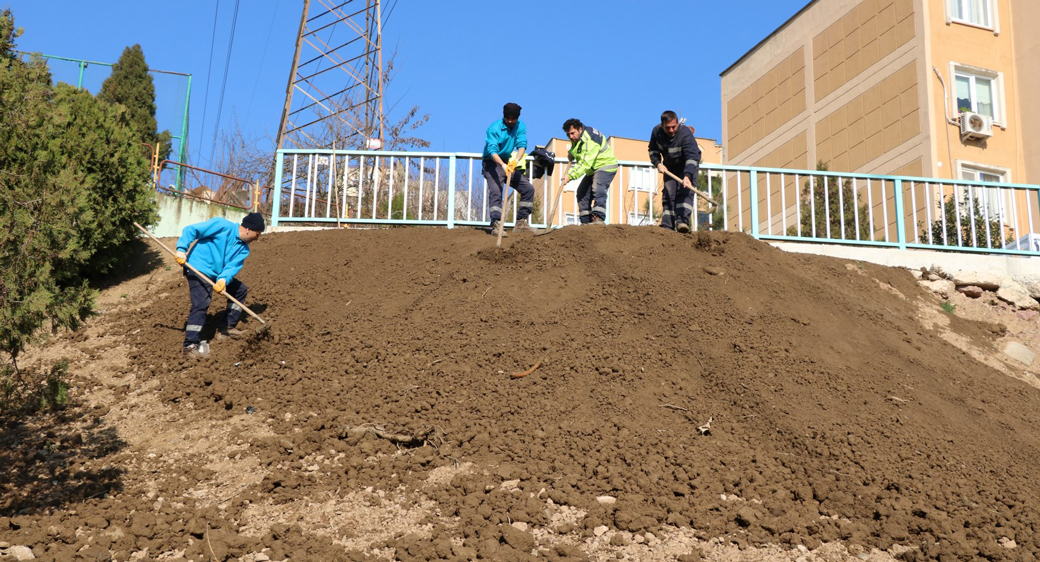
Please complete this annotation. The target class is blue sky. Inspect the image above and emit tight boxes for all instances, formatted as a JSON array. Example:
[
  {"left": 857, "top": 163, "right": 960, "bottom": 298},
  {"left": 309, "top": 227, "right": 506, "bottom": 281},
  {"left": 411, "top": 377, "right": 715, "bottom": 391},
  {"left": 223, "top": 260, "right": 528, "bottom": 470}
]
[{"left": 6, "top": 1, "right": 810, "bottom": 167}]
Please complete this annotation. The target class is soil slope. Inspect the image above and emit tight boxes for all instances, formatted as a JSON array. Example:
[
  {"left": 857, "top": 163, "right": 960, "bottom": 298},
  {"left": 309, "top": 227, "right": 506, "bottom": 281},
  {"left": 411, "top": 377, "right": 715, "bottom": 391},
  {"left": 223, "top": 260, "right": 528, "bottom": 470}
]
[{"left": 3, "top": 226, "right": 1040, "bottom": 562}]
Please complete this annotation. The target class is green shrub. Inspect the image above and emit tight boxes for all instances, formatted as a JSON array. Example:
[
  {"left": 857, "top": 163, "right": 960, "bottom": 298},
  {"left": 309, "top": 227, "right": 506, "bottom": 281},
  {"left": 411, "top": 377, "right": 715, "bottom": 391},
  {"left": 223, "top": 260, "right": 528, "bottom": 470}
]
[{"left": 0, "top": 9, "right": 155, "bottom": 378}]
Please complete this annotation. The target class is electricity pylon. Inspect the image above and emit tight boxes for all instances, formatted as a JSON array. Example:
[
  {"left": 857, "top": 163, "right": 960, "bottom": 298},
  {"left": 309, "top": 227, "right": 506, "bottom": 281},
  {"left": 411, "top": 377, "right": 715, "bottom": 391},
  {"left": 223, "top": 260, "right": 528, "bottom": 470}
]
[{"left": 275, "top": 0, "right": 384, "bottom": 150}]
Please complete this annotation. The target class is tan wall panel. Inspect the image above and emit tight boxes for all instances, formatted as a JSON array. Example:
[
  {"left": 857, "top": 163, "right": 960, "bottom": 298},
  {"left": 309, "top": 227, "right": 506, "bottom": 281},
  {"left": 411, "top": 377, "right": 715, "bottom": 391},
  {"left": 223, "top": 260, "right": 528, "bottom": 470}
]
[
  {"left": 753, "top": 132, "right": 809, "bottom": 234},
  {"left": 814, "top": 0, "right": 915, "bottom": 102},
  {"left": 815, "top": 61, "right": 919, "bottom": 173},
  {"left": 726, "top": 48, "right": 806, "bottom": 159}
]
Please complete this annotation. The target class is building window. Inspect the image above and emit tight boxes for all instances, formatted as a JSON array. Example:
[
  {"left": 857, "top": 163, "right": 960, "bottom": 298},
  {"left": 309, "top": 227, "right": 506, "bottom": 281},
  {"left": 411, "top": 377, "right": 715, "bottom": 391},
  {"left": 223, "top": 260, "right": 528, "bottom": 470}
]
[
  {"left": 627, "top": 167, "right": 656, "bottom": 193},
  {"left": 959, "top": 163, "right": 1008, "bottom": 222},
  {"left": 949, "top": 0, "right": 992, "bottom": 28},
  {"left": 951, "top": 64, "right": 1002, "bottom": 123},
  {"left": 627, "top": 212, "right": 653, "bottom": 226}
]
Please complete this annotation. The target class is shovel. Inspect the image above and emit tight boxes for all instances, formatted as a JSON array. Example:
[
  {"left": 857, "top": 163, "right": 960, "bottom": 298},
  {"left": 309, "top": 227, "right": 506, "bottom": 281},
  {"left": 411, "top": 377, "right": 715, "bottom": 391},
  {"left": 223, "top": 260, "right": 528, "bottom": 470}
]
[
  {"left": 495, "top": 168, "right": 515, "bottom": 248},
  {"left": 538, "top": 166, "right": 570, "bottom": 235},
  {"left": 133, "top": 222, "right": 269, "bottom": 333},
  {"left": 661, "top": 168, "right": 720, "bottom": 208}
]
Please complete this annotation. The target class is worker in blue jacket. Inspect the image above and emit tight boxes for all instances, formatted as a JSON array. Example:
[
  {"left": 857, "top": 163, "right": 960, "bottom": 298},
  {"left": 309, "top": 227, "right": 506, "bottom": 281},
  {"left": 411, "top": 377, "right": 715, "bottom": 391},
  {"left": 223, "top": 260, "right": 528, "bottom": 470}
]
[
  {"left": 482, "top": 102, "right": 535, "bottom": 236},
  {"left": 648, "top": 110, "right": 702, "bottom": 233},
  {"left": 174, "top": 212, "right": 265, "bottom": 357}
]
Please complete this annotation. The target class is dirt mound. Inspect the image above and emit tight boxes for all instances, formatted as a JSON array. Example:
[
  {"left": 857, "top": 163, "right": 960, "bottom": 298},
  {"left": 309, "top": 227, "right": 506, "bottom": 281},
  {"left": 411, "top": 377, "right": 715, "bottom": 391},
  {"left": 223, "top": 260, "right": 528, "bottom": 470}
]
[{"left": 4, "top": 225, "right": 1040, "bottom": 561}]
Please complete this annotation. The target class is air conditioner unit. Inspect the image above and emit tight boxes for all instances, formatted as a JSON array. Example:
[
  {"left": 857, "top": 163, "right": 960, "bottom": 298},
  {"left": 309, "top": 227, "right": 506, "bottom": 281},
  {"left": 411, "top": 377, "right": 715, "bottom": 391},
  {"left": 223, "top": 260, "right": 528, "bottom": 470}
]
[{"left": 960, "top": 111, "right": 993, "bottom": 140}]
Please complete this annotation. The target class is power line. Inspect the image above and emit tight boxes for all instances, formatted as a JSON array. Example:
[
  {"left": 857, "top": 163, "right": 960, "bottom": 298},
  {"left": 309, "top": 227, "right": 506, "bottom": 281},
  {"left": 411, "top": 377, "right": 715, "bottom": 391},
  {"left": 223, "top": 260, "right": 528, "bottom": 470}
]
[
  {"left": 382, "top": 0, "right": 399, "bottom": 28},
  {"left": 209, "top": 0, "right": 242, "bottom": 163},
  {"left": 195, "top": 0, "right": 221, "bottom": 161}
]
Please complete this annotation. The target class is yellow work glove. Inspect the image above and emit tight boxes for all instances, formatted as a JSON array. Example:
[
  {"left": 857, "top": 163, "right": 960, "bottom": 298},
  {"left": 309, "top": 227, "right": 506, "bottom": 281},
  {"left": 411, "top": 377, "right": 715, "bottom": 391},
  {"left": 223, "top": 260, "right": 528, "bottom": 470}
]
[
  {"left": 175, "top": 251, "right": 186, "bottom": 265},
  {"left": 213, "top": 279, "right": 226, "bottom": 293},
  {"left": 506, "top": 154, "right": 518, "bottom": 176}
]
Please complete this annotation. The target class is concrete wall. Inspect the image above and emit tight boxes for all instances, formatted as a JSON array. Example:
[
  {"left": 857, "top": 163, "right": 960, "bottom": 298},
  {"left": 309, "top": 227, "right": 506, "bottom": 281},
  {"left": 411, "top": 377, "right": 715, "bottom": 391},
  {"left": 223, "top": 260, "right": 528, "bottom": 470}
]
[
  {"left": 152, "top": 192, "right": 249, "bottom": 238},
  {"left": 771, "top": 240, "right": 1040, "bottom": 277}
]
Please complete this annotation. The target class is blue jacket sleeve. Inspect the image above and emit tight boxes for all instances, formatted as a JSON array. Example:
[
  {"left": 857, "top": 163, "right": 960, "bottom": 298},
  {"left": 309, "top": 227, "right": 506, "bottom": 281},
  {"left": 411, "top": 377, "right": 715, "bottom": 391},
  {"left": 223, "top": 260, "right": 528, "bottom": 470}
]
[
  {"left": 516, "top": 122, "right": 528, "bottom": 150},
  {"left": 484, "top": 124, "right": 501, "bottom": 157},
  {"left": 217, "top": 247, "right": 248, "bottom": 282},
  {"left": 176, "top": 217, "right": 221, "bottom": 252}
]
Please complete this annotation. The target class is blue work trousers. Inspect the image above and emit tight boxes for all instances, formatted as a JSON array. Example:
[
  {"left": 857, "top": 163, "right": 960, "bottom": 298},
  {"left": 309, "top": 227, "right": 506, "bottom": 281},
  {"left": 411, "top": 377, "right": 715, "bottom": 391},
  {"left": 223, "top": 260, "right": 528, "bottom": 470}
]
[
  {"left": 660, "top": 174, "right": 697, "bottom": 230},
  {"left": 575, "top": 168, "right": 616, "bottom": 223},
  {"left": 482, "top": 160, "right": 535, "bottom": 224},
  {"left": 183, "top": 268, "right": 248, "bottom": 347}
]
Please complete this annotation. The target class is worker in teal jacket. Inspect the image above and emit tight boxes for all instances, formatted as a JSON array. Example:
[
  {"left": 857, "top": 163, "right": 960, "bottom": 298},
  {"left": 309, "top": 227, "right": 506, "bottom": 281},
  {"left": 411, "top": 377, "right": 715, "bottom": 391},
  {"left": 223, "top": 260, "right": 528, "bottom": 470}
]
[
  {"left": 174, "top": 212, "right": 265, "bottom": 357},
  {"left": 482, "top": 102, "right": 535, "bottom": 235},
  {"left": 562, "top": 118, "right": 617, "bottom": 224}
]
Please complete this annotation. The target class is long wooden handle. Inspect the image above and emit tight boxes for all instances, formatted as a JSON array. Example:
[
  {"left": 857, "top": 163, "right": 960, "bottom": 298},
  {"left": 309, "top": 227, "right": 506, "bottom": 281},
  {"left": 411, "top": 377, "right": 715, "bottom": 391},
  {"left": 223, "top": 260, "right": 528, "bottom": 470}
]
[
  {"left": 496, "top": 170, "right": 514, "bottom": 248},
  {"left": 542, "top": 173, "right": 569, "bottom": 233},
  {"left": 133, "top": 222, "right": 267, "bottom": 325},
  {"left": 661, "top": 168, "right": 719, "bottom": 206}
]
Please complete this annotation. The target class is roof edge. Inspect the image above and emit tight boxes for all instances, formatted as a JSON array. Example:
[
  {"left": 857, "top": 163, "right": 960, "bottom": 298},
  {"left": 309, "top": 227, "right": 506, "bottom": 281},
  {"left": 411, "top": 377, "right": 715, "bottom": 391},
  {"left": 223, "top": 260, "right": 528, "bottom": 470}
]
[{"left": 720, "top": 0, "right": 818, "bottom": 78}]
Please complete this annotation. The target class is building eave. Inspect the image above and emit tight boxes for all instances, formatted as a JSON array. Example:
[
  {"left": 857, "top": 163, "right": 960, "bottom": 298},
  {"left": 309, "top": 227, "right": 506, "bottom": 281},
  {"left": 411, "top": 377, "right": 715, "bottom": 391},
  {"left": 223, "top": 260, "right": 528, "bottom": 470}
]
[{"left": 720, "top": 0, "right": 818, "bottom": 77}]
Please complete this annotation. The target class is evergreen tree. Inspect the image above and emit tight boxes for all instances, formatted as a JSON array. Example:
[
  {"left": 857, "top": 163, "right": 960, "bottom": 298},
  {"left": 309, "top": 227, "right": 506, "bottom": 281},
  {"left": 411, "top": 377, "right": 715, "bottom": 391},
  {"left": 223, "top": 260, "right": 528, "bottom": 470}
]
[
  {"left": 0, "top": 10, "right": 157, "bottom": 373},
  {"left": 98, "top": 44, "right": 172, "bottom": 162},
  {"left": 697, "top": 171, "right": 724, "bottom": 230},
  {"left": 0, "top": 12, "right": 93, "bottom": 369},
  {"left": 788, "top": 161, "right": 871, "bottom": 240},
  {"left": 0, "top": 8, "right": 16, "bottom": 56}
]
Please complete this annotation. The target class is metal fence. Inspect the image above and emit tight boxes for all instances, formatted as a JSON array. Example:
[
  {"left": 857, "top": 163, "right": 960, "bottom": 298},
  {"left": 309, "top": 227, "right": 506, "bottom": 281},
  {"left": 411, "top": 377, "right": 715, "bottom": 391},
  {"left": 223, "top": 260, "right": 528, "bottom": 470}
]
[
  {"left": 158, "top": 161, "right": 257, "bottom": 211},
  {"left": 271, "top": 148, "right": 1040, "bottom": 257}
]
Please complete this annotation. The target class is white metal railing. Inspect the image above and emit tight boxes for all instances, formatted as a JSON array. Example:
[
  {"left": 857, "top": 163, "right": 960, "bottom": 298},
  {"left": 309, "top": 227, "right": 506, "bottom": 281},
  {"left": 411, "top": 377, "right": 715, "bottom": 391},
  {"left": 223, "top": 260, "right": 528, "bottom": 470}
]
[{"left": 270, "top": 148, "right": 1040, "bottom": 256}]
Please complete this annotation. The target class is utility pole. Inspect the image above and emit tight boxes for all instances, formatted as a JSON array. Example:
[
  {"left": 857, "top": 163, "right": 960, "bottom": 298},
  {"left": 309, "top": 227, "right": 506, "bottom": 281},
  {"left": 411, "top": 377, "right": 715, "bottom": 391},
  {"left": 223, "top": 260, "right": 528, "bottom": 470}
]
[
  {"left": 275, "top": 0, "right": 385, "bottom": 150},
  {"left": 276, "top": 0, "right": 310, "bottom": 151}
]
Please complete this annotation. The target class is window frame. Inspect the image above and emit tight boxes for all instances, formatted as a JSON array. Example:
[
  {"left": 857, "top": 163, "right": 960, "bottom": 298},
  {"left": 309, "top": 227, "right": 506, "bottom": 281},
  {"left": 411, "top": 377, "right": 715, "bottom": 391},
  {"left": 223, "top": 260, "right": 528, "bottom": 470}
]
[
  {"left": 627, "top": 211, "right": 654, "bottom": 226},
  {"left": 627, "top": 167, "right": 657, "bottom": 193},
  {"left": 957, "top": 160, "right": 1011, "bottom": 223},
  {"left": 945, "top": 0, "right": 999, "bottom": 33},
  {"left": 949, "top": 62, "right": 1005, "bottom": 127}
]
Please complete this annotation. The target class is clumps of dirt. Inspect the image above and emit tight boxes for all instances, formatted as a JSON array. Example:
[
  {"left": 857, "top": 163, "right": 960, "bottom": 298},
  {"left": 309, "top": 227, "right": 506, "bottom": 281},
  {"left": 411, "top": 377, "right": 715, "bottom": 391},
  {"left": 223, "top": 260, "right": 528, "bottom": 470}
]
[{"left": 5, "top": 224, "right": 1040, "bottom": 561}]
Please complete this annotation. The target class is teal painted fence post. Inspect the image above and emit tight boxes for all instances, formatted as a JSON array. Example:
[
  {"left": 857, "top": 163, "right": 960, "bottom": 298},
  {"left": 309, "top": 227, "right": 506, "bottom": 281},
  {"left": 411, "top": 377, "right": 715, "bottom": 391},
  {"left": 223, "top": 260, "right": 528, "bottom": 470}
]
[
  {"left": 271, "top": 152, "right": 284, "bottom": 228},
  {"left": 893, "top": 179, "right": 906, "bottom": 249},
  {"left": 750, "top": 170, "right": 760, "bottom": 238},
  {"left": 447, "top": 155, "right": 457, "bottom": 229}
]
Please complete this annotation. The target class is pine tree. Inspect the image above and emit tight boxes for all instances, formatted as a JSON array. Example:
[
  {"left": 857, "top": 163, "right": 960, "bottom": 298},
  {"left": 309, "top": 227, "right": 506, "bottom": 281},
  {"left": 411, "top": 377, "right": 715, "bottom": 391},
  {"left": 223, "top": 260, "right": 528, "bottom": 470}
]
[
  {"left": 789, "top": 162, "right": 872, "bottom": 240},
  {"left": 98, "top": 44, "right": 172, "bottom": 162},
  {"left": 0, "top": 11, "right": 94, "bottom": 370},
  {"left": 0, "top": 10, "right": 157, "bottom": 375}
]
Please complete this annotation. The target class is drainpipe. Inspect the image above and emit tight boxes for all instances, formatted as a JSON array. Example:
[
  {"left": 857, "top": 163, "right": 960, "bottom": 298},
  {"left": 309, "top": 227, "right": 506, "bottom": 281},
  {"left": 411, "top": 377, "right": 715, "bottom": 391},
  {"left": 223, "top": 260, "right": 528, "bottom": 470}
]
[
  {"left": 932, "top": 67, "right": 959, "bottom": 125},
  {"left": 932, "top": 67, "right": 958, "bottom": 180}
]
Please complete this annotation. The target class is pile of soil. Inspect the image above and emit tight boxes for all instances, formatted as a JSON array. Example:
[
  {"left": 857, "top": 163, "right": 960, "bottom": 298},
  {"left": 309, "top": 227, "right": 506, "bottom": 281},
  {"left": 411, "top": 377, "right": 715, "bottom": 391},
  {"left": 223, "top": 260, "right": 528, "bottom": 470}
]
[{"left": 3, "top": 226, "right": 1040, "bottom": 561}]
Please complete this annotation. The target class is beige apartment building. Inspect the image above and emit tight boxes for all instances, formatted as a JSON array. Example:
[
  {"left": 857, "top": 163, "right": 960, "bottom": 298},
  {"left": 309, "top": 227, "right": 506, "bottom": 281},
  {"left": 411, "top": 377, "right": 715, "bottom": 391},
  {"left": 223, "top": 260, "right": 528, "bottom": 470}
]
[
  {"left": 720, "top": 0, "right": 1040, "bottom": 240},
  {"left": 536, "top": 134, "right": 722, "bottom": 226}
]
